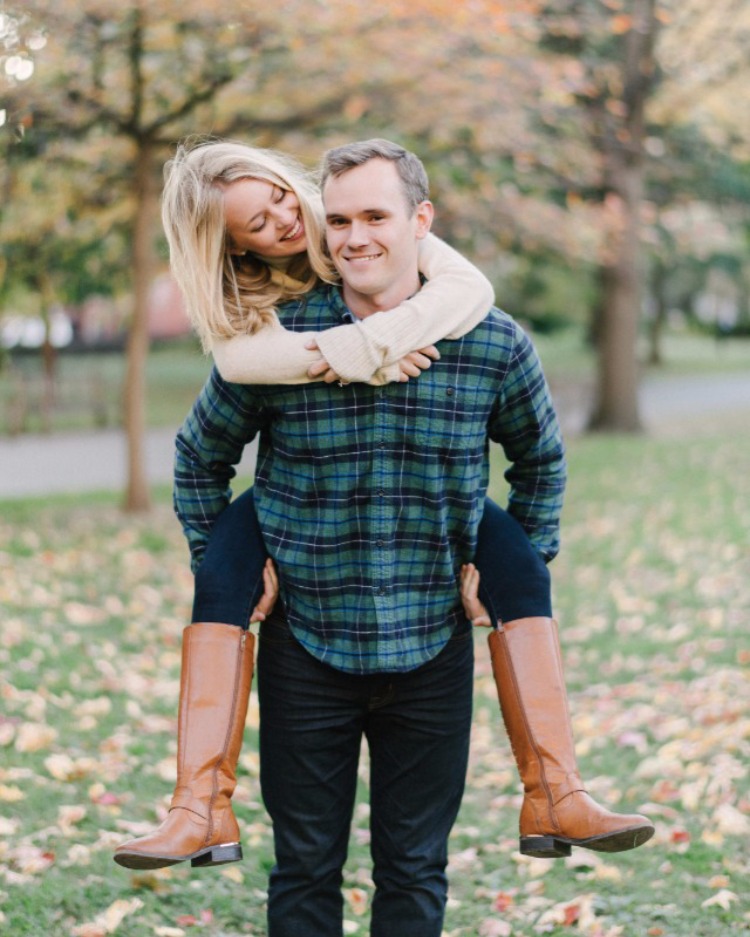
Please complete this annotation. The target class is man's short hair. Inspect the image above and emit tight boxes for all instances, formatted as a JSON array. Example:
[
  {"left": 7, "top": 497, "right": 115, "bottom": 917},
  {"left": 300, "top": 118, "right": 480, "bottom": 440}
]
[{"left": 320, "top": 138, "right": 429, "bottom": 215}]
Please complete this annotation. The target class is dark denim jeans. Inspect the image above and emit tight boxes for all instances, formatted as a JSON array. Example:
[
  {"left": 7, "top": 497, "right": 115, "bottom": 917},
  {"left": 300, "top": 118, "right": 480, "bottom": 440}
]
[
  {"left": 257, "top": 614, "right": 474, "bottom": 937},
  {"left": 191, "top": 487, "right": 551, "bottom": 627}
]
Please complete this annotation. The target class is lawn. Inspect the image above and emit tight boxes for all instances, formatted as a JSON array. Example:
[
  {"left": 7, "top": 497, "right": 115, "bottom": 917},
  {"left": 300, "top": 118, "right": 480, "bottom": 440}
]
[{"left": 0, "top": 426, "right": 748, "bottom": 936}]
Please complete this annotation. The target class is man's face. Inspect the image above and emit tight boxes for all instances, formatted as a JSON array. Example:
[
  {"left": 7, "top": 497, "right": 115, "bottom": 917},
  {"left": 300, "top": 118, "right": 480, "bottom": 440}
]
[{"left": 323, "top": 158, "right": 433, "bottom": 313}]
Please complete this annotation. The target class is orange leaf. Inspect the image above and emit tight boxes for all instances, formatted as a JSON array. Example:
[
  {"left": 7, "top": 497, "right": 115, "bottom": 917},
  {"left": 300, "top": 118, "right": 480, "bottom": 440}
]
[{"left": 494, "top": 892, "right": 514, "bottom": 912}]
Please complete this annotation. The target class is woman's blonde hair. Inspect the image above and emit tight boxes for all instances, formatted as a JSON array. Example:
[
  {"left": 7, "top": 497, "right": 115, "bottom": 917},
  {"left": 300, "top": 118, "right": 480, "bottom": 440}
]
[{"left": 161, "top": 137, "right": 336, "bottom": 351}]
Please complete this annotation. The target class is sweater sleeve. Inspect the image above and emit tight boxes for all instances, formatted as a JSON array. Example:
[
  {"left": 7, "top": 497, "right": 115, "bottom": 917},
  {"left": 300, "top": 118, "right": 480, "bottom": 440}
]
[
  {"left": 212, "top": 317, "right": 324, "bottom": 386},
  {"left": 212, "top": 233, "right": 493, "bottom": 386},
  {"left": 212, "top": 318, "right": 403, "bottom": 387},
  {"left": 314, "top": 233, "right": 494, "bottom": 382}
]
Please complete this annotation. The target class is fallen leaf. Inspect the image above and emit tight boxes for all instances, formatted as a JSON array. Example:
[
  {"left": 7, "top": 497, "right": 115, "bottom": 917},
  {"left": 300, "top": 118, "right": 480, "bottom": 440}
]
[
  {"left": 701, "top": 889, "right": 738, "bottom": 910},
  {"left": 0, "top": 784, "right": 25, "bottom": 802},
  {"left": 479, "top": 920, "right": 513, "bottom": 937},
  {"left": 14, "top": 722, "right": 57, "bottom": 753},
  {"left": 494, "top": 891, "right": 514, "bottom": 912},
  {"left": 344, "top": 887, "right": 369, "bottom": 916}
]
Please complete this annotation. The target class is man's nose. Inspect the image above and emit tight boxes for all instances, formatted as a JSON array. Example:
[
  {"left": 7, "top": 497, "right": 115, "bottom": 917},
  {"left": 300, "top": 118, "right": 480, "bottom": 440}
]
[{"left": 347, "top": 220, "right": 369, "bottom": 247}]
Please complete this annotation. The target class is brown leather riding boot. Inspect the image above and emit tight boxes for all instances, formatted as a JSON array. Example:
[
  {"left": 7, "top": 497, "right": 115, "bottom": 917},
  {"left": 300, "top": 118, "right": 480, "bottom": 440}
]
[
  {"left": 114, "top": 622, "right": 254, "bottom": 869},
  {"left": 488, "top": 617, "right": 654, "bottom": 858}
]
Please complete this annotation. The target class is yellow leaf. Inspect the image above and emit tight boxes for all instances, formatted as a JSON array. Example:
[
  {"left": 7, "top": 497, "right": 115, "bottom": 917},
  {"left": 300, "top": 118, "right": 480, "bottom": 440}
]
[
  {"left": 57, "top": 804, "right": 87, "bottom": 833},
  {"left": 713, "top": 803, "right": 750, "bottom": 836},
  {"left": 98, "top": 898, "right": 144, "bottom": 933},
  {"left": 15, "top": 722, "right": 58, "bottom": 753},
  {"left": 0, "top": 816, "right": 19, "bottom": 836},
  {"left": 0, "top": 784, "right": 24, "bottom": 802},
  {"left": 702, "top": 889, "right": 738, "bottom": 910}
]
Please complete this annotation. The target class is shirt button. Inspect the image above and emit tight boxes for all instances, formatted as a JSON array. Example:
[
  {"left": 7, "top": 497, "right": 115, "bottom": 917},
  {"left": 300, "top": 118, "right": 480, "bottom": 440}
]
[
  {"left": 377, "top": 489, "right": 385, "bottom": 497},
  {"left": 376, "top": 587, "right": 386, "bottom": 596},
  {"left": 376, "top": 539, "right": 384, "bottom": 547},
  {"left": 446, "top": 387, "right": 455, "bottom": 397}
]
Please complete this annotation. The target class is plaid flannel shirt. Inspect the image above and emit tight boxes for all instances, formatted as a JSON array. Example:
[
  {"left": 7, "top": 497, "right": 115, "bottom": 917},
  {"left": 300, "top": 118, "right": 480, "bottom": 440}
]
[{"left": 174, "top": 284, "right": 566, "bottom": 674}]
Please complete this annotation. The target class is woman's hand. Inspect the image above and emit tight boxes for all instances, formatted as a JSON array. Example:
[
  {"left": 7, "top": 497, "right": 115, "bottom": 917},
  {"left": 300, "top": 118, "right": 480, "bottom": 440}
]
[
  {"left": 396, "top": 345, "right": 440, "bottom": 382},
  {"left": 460, "top": 562, "right": 492, "bottom": 627},
  {"left": 305, "top": 338, "right": 344, "bottom": 383},
  {"left": 249, "top": 558, "right": 280, "bottom": 624}
]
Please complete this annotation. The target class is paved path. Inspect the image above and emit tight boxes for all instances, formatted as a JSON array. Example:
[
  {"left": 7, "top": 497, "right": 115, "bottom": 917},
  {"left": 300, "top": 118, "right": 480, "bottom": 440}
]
[{"left": 0, "top": 371, "right": 747, "bottom": 499}]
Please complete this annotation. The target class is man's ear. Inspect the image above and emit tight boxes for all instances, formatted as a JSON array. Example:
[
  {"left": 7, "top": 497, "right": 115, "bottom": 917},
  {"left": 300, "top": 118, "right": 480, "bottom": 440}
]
[{"left": 414, "top": 200, "right": 434, "bottom": 239}]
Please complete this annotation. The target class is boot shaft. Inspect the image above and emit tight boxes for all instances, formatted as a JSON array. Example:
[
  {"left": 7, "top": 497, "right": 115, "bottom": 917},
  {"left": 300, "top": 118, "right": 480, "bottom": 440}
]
[{"left": 176, "top": 623, "right": 255, "bottom": 802}]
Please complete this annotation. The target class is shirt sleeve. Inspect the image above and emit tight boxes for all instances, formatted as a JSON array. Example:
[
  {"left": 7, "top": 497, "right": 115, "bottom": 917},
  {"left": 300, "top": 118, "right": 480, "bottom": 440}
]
[
  {"left": 173, "top": 367, "right": 267, "bottom": 571},
  {"left": 488, "top": 323, "right": 567, "bottom": 562},
  {"left": 315, "top": 233, "right": 494, "bottom": 382}
]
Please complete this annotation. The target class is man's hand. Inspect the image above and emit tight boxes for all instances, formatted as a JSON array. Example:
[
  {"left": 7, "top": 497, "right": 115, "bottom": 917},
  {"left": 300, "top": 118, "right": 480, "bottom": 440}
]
[
  {"left": 249, "top": 558, "right": 280, "bottom": 624},
  {"left": 305, "top": 338, "right": 343, "bottom": 383},
  {"left": 396, "top": 345, "right": 440, "bottom": 382},
  {"left": 460, "top": 563, "right": 492, "bottom": 627}
]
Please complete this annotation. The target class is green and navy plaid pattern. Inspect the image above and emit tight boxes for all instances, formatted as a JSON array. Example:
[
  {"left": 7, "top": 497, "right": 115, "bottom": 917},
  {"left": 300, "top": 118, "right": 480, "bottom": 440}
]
[{"left": 174, "top": 284, "right": 566, "bottom": 674}]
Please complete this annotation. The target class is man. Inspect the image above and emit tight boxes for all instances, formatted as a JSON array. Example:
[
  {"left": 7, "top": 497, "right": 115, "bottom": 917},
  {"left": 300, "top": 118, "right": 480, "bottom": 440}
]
[{"left": 173, "top": 140, "right": 566, "bottom": 937}]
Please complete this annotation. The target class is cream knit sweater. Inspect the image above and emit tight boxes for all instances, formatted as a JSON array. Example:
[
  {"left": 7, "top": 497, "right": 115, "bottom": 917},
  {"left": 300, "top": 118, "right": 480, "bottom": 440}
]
[{"left": 211, "top": 233, "right": 494, "bottom": 385}]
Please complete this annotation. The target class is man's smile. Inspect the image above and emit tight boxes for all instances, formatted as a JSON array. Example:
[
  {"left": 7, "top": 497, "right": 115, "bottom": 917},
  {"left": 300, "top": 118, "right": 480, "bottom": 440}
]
[{"left": 343, "top": 252, "right": 383, "bottom": 263}]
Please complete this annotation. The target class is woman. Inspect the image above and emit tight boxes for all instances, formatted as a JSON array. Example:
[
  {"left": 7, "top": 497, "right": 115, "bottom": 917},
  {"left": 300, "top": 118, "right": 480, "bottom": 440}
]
[{"left": 114, "top": 139, "right": 652, "bottom": 871}]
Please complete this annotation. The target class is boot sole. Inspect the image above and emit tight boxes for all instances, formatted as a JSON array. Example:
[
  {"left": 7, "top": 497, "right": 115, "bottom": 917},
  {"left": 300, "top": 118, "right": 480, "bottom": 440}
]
[
  {"left": 520, "top": 824, "right": 655, "bottom": 859},
  {"left": 114, "top": 842, "right": 243, "bottom": 870}
]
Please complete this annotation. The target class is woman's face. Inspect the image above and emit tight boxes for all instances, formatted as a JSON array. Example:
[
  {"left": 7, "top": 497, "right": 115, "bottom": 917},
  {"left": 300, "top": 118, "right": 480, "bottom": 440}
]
[{"left": 223, "top": 177, "right": 307, "bottom": 259}]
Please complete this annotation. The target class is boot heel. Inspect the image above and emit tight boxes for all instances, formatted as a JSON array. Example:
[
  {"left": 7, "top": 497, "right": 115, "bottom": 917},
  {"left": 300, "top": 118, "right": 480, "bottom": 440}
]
[
  {"left": 520, "top": 835, "right": 571, "bottom": 859},
  {"left": 191, "top": 842, "right": 243, "bottom": 867}
]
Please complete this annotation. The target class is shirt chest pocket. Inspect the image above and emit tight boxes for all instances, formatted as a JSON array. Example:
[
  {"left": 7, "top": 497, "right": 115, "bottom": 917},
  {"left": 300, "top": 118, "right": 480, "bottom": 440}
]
[{"left": 411, "top": 375, "right": 489, "bottom": 452}]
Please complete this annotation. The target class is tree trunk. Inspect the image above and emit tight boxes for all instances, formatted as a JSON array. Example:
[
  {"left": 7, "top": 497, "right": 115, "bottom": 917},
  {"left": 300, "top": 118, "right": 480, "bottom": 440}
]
[
  {"left": 122, "top": 140, "right": 156, "bottom": 512},
  {"left": 38, "top": 275, "right": 58, "bottom": 434},
  {"left": 589, "top": 166, "right": 644, "bottom": 431},
  {"left": 646, "top": 258, "right": 667, "bottom": 366},
  {"left": 588, "top": 0, "right": 656, "bottom": 433}
]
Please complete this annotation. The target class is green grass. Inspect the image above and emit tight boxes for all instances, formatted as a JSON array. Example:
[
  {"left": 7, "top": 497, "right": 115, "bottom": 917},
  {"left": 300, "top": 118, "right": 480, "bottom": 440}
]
[
  {"left": 0, "top": 342, "right": 211, "bottom": 436},
  {"left": 1, "top": 428, "right": 749, "bottom": 935}
]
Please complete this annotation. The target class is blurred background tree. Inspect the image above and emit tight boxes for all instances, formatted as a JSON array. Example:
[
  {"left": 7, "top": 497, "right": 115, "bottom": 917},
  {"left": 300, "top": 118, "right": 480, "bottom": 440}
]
[{"left": 1, "top": 0, "right": 748, "bottom": 507}]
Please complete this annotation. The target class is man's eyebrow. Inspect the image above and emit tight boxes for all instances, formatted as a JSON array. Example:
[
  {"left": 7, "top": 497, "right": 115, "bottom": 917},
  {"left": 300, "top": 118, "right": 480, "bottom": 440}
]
[{"left": 325, "top": 207, "right": 390, "bottom": 219}]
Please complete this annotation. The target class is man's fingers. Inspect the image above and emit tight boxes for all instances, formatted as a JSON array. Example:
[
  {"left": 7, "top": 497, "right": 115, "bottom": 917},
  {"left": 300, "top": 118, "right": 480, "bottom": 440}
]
[
  {"left": 459, "top": 563, "right": 491, "bottom": 626},
  {"left": 250, "top": 559, "right": 279, "bottom": 623},
  {"left": 406, "top": 352, "right": 432, "bottom": 370},
  {"left": 307, "top": 358, "right": 330, "bottom": 378}
]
